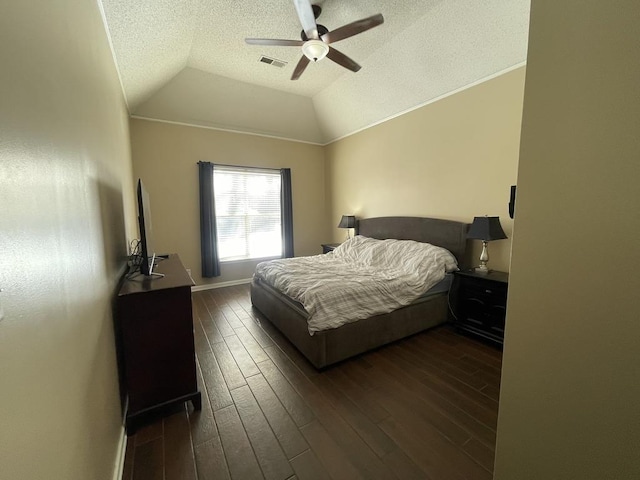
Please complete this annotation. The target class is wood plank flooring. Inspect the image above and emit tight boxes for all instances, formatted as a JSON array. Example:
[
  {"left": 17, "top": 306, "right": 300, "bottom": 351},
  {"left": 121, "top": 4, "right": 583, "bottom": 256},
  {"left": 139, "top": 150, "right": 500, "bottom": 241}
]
[{"left": 122, "top": 284, "right": 502, "bottom": 480}]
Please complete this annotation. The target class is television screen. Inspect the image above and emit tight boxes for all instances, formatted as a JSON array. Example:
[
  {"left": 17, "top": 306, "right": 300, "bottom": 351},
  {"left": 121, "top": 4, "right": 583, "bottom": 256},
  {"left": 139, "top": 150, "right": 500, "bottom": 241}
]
[{"left": 137, "top": 179, "right": 156, "bottom": 276}]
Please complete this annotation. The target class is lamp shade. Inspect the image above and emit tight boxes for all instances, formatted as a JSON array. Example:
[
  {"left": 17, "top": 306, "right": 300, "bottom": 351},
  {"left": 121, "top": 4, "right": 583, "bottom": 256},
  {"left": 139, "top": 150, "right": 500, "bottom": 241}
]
[
  {"left": 338, "top": 215, "right": 356, "bottom": 229},
  {"left": 302, "top": 40, "right": 329, "bottom": 62},
  {"left": 467, "top": 216, "right": 507, "bottom": 241}
]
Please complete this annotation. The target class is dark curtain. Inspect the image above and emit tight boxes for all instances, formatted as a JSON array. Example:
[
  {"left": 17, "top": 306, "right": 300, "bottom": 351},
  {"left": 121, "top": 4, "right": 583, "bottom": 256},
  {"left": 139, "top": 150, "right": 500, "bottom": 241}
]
[
  {"left": 198, "top": 161, "right": 221, "bottom": 277},
  {"left": 280, "top": 168, "right": 294, "bottom": 258}
]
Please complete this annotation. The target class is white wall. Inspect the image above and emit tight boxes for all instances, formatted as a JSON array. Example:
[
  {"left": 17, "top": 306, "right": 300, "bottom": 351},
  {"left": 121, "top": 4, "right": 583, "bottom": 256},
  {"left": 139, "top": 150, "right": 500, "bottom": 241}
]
[
  {"left": 494, "top": 0, "right": 640, "bottom": 478},
  {"left": 0, "top": 1, "right": 136, "bottom": 479}
]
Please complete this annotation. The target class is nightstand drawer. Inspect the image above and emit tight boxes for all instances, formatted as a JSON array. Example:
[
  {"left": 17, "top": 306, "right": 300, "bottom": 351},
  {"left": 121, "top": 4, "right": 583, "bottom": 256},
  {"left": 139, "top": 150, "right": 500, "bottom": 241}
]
[{"left": 462, "top": 280, "right": 507, "bottom": 301}]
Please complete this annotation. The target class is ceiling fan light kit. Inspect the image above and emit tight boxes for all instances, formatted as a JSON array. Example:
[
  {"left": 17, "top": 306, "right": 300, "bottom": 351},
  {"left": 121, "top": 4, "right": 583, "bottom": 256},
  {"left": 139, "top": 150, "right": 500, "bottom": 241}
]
[
  {"left": 245, "top": 0, "right": 384, "bottom": 80},
  {"left": 302, "top": 39, "right": 329, "bottom": 62}
]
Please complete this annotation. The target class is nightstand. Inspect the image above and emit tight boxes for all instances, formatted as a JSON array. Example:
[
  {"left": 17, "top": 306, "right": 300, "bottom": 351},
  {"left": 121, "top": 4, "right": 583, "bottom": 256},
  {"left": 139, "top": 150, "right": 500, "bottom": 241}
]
[
  {"left": 452, "top": 269, "right": 509, "bottom": 346},
  {"left": 321, "top": 243, "right": 341, "bottom": 254}
]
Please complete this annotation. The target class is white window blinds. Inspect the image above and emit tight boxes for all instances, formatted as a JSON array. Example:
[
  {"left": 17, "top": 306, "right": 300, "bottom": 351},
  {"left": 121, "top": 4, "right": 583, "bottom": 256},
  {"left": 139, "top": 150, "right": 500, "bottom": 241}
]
[{"left": 214, "top": 166, "right": 282, "bottom": 261}]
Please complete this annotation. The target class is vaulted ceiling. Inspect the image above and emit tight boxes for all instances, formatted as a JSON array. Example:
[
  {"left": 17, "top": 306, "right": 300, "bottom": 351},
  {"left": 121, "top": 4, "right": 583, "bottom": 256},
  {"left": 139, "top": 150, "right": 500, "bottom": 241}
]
[{"left": 100, "top": 0, "right": 530, "bottom": 144}]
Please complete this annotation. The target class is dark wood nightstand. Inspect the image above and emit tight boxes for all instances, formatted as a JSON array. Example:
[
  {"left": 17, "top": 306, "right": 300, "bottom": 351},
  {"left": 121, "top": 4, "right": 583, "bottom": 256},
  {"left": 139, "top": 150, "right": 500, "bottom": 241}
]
[
  {"left": 321, "top": 243, "right": 341, "bottom": 254},
  {"left": 451, "top": 269, "right": 509, "bottom": 346}
]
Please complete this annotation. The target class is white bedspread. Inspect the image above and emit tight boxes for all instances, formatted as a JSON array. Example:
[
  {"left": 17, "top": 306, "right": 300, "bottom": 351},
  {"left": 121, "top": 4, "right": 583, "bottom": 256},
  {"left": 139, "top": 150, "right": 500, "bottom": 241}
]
[{"left": 254, "top": 235, "right": 458, "bottom": 334}]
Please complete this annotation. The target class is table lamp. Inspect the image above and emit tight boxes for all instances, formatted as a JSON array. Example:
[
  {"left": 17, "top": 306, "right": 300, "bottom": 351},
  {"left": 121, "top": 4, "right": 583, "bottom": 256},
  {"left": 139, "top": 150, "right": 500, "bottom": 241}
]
[
  {"left": 338, "top": 215, "right": 356, "bottom": 240},
  {"left": 467, "top": 216, "right": 507, "bottom": 273}
]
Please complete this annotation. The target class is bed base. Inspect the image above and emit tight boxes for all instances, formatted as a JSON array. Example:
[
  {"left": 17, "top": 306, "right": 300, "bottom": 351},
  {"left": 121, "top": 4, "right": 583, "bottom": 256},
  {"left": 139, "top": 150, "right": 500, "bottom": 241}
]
[{"left": 251, "top": 277, "right": 448, "bottom": 369}]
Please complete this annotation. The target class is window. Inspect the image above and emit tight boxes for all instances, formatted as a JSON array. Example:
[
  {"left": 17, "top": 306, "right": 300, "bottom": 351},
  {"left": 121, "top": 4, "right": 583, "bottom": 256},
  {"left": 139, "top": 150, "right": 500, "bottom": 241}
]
[
  {"left": 198, "top": 161, "right": 292, "bottom": 277},
  {"left": 214, "top": 166, "right": 282, "bottom": 261}
]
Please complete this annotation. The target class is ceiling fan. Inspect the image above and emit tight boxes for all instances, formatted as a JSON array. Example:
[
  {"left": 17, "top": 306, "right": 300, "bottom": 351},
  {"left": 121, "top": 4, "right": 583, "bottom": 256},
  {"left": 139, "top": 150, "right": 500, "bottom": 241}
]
[{"left": 245, "top": 0, "right": 384, "bottom": 80}]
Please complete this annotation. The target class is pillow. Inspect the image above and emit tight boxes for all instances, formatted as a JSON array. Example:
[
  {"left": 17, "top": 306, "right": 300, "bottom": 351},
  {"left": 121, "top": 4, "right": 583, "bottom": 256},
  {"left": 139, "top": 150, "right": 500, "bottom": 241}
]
[{"left": 334, "top": 235, "right": 458, "bottom": 273}]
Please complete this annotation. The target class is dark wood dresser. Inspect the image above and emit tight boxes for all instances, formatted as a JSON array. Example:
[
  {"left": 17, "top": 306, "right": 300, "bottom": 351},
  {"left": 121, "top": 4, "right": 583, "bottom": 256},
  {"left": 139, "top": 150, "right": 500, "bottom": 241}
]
[
  {"left": 452, "top": 269, "right": 509, "bottom": 346},
  {"left": 115, "top": 254, "right": 201, "bottom": 433}
]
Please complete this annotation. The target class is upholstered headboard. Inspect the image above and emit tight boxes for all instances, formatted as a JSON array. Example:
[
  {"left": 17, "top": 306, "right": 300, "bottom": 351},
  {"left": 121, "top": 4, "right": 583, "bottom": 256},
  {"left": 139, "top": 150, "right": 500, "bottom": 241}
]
[{"left": 356, "top": 216, "right": 469, "bottom": 263}]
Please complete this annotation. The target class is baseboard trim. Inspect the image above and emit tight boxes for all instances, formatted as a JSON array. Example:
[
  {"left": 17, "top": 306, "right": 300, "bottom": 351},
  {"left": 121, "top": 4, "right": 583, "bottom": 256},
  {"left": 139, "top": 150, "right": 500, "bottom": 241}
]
[
  {"left": 192, "top": 278, "right": 252, "bottom": 292},
  {"left": 112, "top": 426, "right": 127, "bottom": 480}
]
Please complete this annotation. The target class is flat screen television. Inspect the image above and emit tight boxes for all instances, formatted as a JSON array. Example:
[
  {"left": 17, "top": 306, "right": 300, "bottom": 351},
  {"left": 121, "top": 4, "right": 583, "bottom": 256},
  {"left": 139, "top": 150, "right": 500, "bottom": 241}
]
[{"left": 137, "top": 179, "right": 157, "bottom": 276}]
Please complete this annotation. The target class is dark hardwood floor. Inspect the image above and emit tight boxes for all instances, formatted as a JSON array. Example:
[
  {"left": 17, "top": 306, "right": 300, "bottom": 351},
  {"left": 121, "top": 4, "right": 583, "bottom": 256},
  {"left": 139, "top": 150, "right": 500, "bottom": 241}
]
[{"left": 122, "top": 284, "right": 502, "bottom": 480}]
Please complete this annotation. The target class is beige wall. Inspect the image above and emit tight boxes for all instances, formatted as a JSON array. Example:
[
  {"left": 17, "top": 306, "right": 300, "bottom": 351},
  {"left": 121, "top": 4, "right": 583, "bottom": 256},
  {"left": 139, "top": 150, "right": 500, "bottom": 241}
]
[
  {"left": 494, "top": 1, "right": 640, "bottom": 478},
  {"left": 324, "top": 67, "right": 526, "bottom": 271},
  {"left": 0, "top": 1, "right": 136, "bottom": 480},
  {"left": 129, "top": 119, "right": 328, "bottom": 286},
  {"left": 133, "top": 67, "right": 324, "bottom": 144}
]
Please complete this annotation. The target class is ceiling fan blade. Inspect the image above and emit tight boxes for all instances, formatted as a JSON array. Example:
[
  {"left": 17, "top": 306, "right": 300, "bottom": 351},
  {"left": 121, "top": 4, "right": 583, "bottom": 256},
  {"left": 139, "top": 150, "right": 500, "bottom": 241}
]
[
  {"left": 321, "top": 14, "right": 384, "bottom": 44},
  {"left": 291, "top": 55, "right": 310, "bottom": 80},
  {"left": 245, "top": 38, "right": 304, "bottom": 46},
  {"left": 293, "top": 0, "right": 319, "bottom": 40},
  {"left": 326, "top": 47, "right": 361, "bottom": 73}
]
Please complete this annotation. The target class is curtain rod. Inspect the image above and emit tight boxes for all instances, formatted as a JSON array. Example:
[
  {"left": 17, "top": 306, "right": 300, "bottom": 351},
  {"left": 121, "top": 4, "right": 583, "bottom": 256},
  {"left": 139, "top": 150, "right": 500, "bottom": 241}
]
[{"left": 197, "top": 161, "right": 284, "bottom": 173}]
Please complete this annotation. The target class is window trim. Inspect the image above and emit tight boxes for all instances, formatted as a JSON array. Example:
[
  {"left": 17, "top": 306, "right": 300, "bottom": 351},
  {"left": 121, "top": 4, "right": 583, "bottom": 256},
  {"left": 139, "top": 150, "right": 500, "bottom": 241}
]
[{"left": 213, "top": 164, "right": 283, "bottom": 262}]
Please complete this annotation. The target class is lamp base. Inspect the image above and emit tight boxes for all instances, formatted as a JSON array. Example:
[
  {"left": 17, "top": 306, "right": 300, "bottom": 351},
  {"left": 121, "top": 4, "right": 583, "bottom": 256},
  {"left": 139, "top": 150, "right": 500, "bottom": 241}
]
[
  {"left": 474, "top": 241, "right": 490, "bottom": 274},
  {"left": 474, "top": 265, "right": 489, "bottom": 274}
]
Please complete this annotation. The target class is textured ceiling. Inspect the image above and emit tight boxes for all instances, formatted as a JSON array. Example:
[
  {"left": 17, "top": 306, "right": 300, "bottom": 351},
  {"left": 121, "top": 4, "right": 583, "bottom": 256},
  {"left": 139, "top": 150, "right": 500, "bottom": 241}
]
[{"left": 100, "top": 0, "right": 530, "bottom": 144}]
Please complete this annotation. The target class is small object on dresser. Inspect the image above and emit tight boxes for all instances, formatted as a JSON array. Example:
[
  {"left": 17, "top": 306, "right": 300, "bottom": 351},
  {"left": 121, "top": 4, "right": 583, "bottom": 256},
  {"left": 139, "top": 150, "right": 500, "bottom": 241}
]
[{"left": 451, "top": 269, "right": 508, "bottom": 346}]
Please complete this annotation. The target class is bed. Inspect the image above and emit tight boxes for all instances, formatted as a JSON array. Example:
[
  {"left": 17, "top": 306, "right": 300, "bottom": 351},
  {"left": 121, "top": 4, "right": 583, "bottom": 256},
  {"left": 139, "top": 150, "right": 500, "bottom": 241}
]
[{"left": 250, "top": 216, "right": 469, "bottom": 368}]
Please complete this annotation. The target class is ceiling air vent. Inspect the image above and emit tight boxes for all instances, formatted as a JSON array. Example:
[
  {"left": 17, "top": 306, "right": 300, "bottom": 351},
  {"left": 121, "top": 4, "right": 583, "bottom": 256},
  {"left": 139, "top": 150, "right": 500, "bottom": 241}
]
[{"left": 259, "top": 55, "right": 287, "bottom": 68}]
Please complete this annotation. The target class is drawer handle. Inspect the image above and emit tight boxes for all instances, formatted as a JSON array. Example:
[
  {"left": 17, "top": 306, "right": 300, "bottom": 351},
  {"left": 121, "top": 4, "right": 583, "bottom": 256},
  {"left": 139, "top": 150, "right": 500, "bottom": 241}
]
[{"left": 485, "top": 289, "right": 493, "bottom": 294}]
